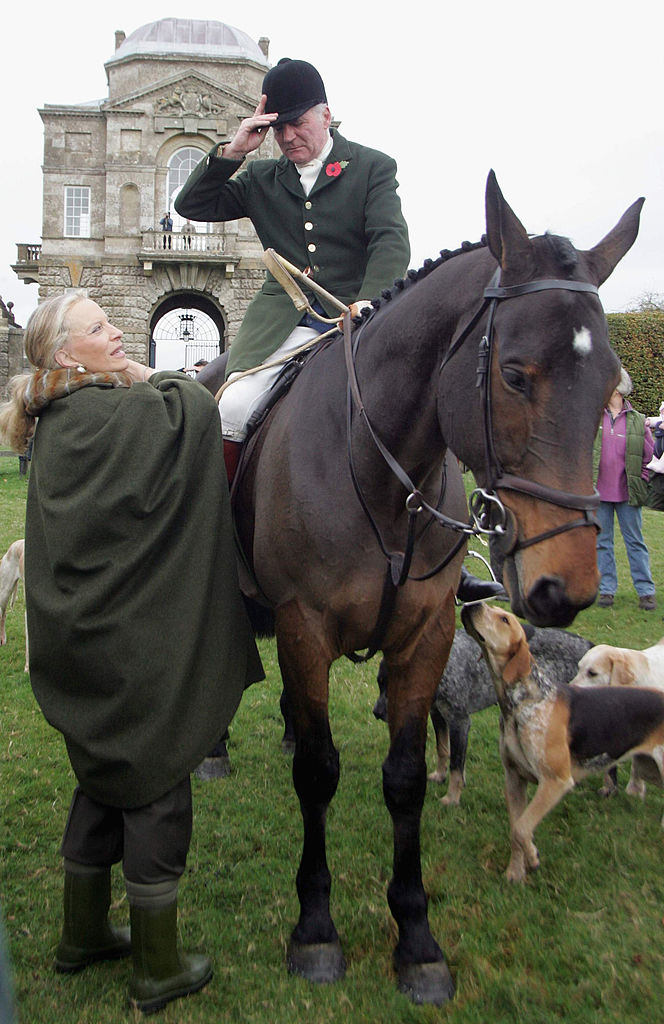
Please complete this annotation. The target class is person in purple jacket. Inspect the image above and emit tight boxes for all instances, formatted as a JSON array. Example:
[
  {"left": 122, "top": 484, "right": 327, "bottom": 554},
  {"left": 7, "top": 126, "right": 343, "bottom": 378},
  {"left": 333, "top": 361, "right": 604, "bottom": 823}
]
[{"left": 593, "top": 366, "right": 656, "bottom": 610}]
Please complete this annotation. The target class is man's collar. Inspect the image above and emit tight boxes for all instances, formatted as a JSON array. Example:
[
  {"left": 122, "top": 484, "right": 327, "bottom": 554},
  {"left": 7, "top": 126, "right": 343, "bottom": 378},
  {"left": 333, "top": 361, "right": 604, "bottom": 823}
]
[
  {"left": 275, "top": 130, "right": 353, "bottom": 197},
  {"left": 277, "top": 129, "right": 349, "bottom": 169},
  {"left": 294, "top": 134, "right": 334, "bottom": 171}
]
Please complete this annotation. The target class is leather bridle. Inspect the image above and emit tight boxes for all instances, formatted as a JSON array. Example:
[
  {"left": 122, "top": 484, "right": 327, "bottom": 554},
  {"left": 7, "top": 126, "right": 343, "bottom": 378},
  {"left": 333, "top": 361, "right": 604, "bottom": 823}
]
[
  {"left": 345, "top": 268, "right": 602, "bottom": 589},
  {"left": 459, "top": 272, "right": 602, "bottom": 557}
]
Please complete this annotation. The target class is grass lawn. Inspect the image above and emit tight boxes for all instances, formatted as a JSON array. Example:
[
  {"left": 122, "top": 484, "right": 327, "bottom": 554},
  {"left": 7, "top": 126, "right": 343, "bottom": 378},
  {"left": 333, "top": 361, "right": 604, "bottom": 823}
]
[{"left": 1, "top": 457, "right": 664, "bottom": 1023}]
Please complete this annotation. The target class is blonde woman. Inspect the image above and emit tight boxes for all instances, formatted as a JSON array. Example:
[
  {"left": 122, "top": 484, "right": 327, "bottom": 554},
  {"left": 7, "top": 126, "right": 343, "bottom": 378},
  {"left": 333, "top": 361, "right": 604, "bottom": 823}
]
[{"left": 0, "top": 292, "right": 263, "bottom": 1014}]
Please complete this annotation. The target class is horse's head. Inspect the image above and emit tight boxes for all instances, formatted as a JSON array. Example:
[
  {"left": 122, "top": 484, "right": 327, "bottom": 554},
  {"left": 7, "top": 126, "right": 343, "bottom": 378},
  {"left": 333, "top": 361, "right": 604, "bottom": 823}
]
[{"left": 440, "top": 172, "right": 644, "bottom": 627}]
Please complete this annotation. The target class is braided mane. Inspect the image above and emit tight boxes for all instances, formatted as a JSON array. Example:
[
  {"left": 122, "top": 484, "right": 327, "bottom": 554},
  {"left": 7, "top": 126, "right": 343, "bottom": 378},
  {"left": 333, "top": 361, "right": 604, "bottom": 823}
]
[
  {"left": 358, "top": 237, "right": 488, "bottom": 321},
  {"left": 357, "top": 228, "right": 578, "bottom": 322}
]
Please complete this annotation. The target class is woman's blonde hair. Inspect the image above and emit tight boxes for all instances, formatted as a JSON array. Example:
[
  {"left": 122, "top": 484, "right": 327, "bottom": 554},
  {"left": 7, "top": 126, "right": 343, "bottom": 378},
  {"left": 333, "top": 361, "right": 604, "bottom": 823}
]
[{"left": 0, "top": 290, "right": 87, "bottom": 453}]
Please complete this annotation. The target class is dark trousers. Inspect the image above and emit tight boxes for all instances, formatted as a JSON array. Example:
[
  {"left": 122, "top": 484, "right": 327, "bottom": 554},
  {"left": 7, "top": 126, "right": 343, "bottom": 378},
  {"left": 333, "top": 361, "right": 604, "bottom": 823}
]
[{"left": 60, "top": 778, "right": 192, "bottom": 884}]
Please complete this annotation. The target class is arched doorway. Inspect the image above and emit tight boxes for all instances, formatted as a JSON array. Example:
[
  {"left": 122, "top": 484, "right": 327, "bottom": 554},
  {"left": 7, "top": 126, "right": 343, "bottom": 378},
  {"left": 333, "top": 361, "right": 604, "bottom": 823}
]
[{"left": 149, "top": 293, "right": 226, "bottom": 371}]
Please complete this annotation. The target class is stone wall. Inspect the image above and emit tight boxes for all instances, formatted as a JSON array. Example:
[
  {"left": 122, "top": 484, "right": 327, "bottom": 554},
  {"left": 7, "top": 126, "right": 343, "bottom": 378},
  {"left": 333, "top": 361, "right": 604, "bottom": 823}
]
[{"left": 0, "top": 298, "right": 26, "bottom": 398}]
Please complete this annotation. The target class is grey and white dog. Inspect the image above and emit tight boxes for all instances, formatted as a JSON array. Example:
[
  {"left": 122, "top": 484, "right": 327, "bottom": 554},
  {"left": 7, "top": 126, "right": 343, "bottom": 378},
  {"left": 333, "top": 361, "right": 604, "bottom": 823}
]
[{"left": 373, "top": 625, "right": 592, "bottom": 805}]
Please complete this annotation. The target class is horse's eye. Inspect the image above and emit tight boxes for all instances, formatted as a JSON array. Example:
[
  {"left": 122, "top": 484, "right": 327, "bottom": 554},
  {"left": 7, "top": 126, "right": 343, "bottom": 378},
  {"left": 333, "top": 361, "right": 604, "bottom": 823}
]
[{"left": 501, "top": 366, "right": 528, "bottom": 394}]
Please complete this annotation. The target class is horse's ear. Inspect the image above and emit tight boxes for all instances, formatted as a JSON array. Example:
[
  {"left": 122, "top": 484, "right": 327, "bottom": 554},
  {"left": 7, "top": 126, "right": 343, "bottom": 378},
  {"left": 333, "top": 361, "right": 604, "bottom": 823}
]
[
  {"left": 582, "top": 197, "right": 645, "bottom": 286},
  {"left": 485, "top": 170, "right": 534, "bottom": 276}
]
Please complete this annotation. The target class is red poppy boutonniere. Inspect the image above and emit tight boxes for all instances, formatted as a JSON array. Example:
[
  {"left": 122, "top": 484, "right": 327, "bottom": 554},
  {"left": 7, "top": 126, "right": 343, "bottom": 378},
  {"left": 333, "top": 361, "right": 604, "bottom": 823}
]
[{"left": 325, "top": 160, "right": 349, "bottom": 178}]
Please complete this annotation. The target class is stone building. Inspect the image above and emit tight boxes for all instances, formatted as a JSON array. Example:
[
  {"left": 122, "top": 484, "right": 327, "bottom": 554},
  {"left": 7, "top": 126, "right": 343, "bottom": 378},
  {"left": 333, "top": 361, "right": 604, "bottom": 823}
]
[
  {"left": 0, "top": 298, "right": 26, "bottom": 387},
  {"left": 11, "top": 17, "right": 274, "bottom": 378}
]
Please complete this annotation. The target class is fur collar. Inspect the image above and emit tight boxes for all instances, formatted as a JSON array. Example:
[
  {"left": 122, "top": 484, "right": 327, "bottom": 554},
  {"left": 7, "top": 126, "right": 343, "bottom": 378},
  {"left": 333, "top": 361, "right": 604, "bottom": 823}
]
[{"left": 24, "top": 368, "right": 133, "bottom": 415}]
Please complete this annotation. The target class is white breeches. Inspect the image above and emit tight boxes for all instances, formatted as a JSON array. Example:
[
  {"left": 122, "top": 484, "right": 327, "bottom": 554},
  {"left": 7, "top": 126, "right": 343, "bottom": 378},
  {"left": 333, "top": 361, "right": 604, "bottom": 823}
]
[{"left": 219, "top": 326, "right": 319, "bottom": 441}]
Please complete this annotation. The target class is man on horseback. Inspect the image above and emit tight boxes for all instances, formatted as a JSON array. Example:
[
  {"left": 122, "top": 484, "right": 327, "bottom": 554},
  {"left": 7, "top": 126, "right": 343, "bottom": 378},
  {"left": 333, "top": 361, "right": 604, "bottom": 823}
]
[{"left": 175, "top": 57, "right": 410, "bottom": 480}]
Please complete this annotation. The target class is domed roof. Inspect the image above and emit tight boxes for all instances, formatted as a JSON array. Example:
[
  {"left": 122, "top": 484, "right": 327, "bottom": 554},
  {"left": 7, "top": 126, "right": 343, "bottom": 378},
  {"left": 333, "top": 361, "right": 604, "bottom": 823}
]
[{"left": 107, "top": 18, "right": 268, "bottom": 66}]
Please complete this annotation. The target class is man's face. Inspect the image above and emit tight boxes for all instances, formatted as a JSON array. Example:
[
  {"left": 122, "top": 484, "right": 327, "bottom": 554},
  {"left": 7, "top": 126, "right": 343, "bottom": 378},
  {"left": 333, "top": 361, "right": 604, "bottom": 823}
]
[{"left": 273, "top": 105, "right": 331, "bottom": 164}]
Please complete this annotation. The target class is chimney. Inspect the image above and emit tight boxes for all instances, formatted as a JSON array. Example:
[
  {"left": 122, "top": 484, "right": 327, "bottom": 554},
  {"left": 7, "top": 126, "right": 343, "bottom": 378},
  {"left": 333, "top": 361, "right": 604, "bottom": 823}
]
[
  {"left": 115, "top": 30, "right": 126, "bottom": 51},
  {"left": 258, "top": 36, "right": 269, "bottom": 59}
]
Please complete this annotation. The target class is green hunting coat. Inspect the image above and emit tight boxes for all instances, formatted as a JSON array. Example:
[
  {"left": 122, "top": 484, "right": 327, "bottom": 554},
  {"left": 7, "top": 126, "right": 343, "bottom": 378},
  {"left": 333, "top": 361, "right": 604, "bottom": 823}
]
[
  {"left": 25, "top": 373, "right": 263, "bottom": 808},
  {"left": 174, "top": 130, "right": 410, "bottom": 375}
]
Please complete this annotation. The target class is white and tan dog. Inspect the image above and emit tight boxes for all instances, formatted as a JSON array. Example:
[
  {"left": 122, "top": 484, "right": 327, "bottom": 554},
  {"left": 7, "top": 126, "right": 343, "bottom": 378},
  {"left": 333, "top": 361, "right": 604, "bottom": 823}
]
[
  {"left": 461, "top": 603, "right": 664, "bottom": 883},
  {"left": 571, "top": 641, "right": 664, "bottom": 797},
  {"left": 571, "top": 641, "right": 664, "bottom": 690},
  {"left": 0, "top": 539, "right": 28, "bottom": 671}
]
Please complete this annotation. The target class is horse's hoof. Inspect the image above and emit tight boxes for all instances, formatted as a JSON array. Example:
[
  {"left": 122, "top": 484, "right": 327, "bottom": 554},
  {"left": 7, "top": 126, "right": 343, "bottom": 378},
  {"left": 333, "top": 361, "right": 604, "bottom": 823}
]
[
  {"left": 287, "top": 939, "right": 346, "bottom": 984},
  {"left": 397, "top": 960, "right": 455, "bottom": 1005},
  {"left": 193, "top": 755, "right": 231, "bottom": 780}
]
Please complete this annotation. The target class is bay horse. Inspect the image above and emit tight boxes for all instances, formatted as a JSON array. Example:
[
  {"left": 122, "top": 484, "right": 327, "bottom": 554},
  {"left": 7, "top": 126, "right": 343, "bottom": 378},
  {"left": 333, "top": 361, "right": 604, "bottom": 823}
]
[{"left": 209, "top": 172, "right": 643, "bottom": 1004}]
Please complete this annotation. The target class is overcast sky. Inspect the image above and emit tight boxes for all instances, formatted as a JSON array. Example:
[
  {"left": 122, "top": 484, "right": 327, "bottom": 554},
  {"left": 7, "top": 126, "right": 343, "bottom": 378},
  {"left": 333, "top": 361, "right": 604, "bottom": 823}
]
[{"left": 1, "top": 1, "right": 661, "bottom": 327}]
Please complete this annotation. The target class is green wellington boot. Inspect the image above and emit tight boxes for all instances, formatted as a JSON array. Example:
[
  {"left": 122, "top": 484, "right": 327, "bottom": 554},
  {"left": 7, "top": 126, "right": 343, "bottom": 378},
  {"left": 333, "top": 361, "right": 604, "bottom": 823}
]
[
  {"left": 55, "top": 860, "right": 131, "bottom": 973},
  {"left": 126, "top": 879, "right": 212, "bottom": 1015}
]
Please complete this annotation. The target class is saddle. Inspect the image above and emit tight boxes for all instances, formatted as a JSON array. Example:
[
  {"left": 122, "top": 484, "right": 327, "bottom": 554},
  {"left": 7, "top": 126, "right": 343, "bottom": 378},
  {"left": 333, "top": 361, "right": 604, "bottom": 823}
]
[
  {"left": 245, "top": 354, "right": 307, "bottom": 441},
  {"left": 228, "top": 351, "right": 314, "bottom": 606}
]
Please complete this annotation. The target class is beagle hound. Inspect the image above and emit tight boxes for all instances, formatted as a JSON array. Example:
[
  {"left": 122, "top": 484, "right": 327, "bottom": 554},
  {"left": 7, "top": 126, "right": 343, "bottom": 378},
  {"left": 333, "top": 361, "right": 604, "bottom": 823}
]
[
  {"left": 372, "top": 626, "right": 591, "bottom": 806},
  {"left": 461, "top": 603, "right": 664, "bottom": 882}
]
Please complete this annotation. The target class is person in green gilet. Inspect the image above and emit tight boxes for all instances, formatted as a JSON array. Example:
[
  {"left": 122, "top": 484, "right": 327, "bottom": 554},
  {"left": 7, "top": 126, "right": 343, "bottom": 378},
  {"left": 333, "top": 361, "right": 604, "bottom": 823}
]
[{"left": 594, "top": 366, "right": 656, "bottom": 610}]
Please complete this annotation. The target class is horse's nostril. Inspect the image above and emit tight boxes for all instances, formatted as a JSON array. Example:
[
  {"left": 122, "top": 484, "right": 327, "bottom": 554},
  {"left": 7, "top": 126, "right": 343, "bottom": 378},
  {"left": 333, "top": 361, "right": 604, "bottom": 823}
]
[{"left": 525, "top": 576, "right": 578, "bottom": 628}]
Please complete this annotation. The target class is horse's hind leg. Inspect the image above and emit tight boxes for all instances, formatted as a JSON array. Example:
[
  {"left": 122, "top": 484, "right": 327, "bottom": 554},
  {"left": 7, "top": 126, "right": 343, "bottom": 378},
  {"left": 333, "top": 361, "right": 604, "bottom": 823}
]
[
  {"left": 276, "top": 605, "right": 345, "bottom": 984},
  {"left": 383, "top": 628, "right": 456, "bottom": 1004}
]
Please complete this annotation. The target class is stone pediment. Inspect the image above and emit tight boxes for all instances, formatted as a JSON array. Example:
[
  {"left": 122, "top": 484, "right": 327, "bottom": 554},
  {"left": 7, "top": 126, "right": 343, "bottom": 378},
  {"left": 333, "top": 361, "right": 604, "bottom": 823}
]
[
  {"left": 104, "top": 69, "right": 255, "bottom": 115},
  {"left": 103, "top": 70, "right": 258, "bottom": 137}
]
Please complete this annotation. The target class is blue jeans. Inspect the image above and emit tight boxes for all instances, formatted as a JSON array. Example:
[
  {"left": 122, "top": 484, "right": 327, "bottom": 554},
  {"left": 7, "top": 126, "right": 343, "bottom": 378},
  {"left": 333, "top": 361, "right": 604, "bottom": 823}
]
[{"left": 596, "top": 500, "right": 655, "bottom": 597}]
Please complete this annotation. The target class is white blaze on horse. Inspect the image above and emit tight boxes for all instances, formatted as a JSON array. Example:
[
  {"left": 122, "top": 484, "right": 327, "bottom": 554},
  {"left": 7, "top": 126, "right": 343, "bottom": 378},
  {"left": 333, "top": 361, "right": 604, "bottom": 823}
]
[{"left": 216, "top": 172, "right": 643, "bottom": 1004}]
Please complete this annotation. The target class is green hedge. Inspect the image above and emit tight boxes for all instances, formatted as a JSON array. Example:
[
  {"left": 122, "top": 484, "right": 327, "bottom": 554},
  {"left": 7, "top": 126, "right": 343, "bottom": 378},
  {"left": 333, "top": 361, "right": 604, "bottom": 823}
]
[{"left": 607, "top": 310, "right": 664, "bottom": 414}]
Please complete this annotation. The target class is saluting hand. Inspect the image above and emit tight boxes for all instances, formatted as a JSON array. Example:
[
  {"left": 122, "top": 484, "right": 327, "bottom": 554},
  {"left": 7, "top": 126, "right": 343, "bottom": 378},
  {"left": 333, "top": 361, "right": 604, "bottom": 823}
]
[{"left": 223, "top": 95, "right": 278, "bottom": 160}]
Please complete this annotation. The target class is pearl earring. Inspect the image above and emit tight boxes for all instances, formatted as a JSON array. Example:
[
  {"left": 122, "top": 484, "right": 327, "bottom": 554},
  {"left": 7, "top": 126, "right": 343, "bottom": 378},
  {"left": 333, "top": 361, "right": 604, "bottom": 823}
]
[{"left": 76, "top": 365, "right": 85, "bottom": 373}]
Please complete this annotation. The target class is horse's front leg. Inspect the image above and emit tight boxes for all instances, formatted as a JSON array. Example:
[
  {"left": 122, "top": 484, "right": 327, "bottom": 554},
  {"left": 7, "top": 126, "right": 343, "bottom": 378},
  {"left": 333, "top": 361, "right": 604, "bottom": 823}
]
[
  {"left": 383, "top": 610, "right": 456, "bottom": 1005},
  {"left": 276, "top": 603, "right": 345, "bottom": 984}
]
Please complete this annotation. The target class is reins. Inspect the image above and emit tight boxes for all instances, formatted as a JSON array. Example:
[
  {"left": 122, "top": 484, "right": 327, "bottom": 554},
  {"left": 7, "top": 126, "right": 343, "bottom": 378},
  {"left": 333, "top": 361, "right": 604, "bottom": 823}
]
[{"left": 214, "top": 249, "right": 345, "bottom": 402}]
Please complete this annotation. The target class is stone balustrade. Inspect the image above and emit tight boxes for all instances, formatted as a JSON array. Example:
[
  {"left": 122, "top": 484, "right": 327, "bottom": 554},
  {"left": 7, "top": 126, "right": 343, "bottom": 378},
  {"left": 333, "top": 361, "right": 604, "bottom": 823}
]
[
  {"left": 15, "top": 243, "right": 42, "bottom": 264},
  {"left": 142, "top": 230, "right": 228, "bottom": 254}
]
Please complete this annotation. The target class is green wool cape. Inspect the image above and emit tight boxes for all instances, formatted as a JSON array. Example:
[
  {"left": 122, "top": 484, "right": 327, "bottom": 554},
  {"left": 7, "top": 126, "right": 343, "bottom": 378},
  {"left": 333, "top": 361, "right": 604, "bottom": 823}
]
[{"left": 25, "top": 372, "right": 263, "bottom": 808}]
